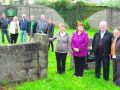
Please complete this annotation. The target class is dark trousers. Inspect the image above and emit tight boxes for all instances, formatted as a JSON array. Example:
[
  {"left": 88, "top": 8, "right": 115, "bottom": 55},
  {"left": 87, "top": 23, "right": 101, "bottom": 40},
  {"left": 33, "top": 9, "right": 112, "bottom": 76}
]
[
  {"left": 115, "top": 61, "right": 120, "bottom": 86},
  {"left": 95, "top": 54, "right": 110, "bottom": 80},
  {"left": 10, "top": 33, "right": 18, "bottom": 44},
  {"left": 1, "top": 29, "right": 10, "bottom": 43},
  {"left": 74, "top": 56, "right": 85, "bottom": 77},
  {"left": 55, "top": 52, "right": 67, "bottom": 74},
  {"left": 112, "top": 58, "right": 117, "bottom": 82},
  {"left": 49, "top": 41, "right": 54, "bottom": 52}
]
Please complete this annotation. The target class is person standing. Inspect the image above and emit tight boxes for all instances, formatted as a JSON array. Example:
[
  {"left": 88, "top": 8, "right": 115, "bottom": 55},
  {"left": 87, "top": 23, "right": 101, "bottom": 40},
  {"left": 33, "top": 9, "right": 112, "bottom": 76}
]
[
  {"left": 9, "top": 16, "right": 19, "bottom": 44},
  {"left": 36, "top": 14, "right": 48, "bottom": 33},
  {"left": 92, "top": 21, "right": 113, "bottom": 81},
  {"left": 111, "top": 28, "right": 120, "bottom": 84},
  {"left": 0, "top": 13, "right": 10, "bottom": 43},
  {"left": 49, "top": 24, "right": 70, "bottom": 74},
  {"left": 46, "top": 18, "right": 54, "bottom": 52},
  {"left": 19, "top": 14, "right": 28, "bottom": 43},
  {"left": 71, "top": 23, "right": 89, "bottom": 78},
  {"left": 115, "top": 28, "right": 120, "bottom": 86},
  {"left": 27, "top": 15, "right": 37, "bottom": 42}
]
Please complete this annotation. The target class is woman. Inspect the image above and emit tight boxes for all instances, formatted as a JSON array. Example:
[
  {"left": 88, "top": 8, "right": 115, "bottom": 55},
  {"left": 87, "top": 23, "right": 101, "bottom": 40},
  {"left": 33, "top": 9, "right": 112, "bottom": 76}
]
[
  {"left": 71, "top": 23, "right": 89, "bottom": 78},
  {"left": 9, "top": 16, "right": 19, "bottom": 44},
  {"left": 111, "top": 29, "right": 119, "bottom": 83},
  {"left": 46, "top": 18, "right": 54, "bottom": 52},
  {"left": 115, "top": 27, "right": 120, "bottom": 86},
  {"left": 50, "top": 23, "right": 70, "bottom": 74}
]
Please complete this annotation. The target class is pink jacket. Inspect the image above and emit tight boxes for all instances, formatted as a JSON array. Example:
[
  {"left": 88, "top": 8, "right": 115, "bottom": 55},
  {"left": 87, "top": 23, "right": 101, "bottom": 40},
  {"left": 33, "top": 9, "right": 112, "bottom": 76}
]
[{"left": 71, "top": 31, "right": 89, "bottom": 57}]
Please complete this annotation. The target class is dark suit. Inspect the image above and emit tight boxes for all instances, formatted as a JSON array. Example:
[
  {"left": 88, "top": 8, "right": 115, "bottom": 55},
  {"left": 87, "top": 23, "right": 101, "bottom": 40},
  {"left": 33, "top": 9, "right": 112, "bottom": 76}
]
[{"left": 92, "top": 31, "right": 113, "bottom": 80}]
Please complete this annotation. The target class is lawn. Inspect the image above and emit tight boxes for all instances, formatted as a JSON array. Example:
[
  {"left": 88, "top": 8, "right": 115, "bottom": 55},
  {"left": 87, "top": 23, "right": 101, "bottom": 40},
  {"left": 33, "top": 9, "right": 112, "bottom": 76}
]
[{"left": 0, "top": 27, "right": 119, "bottom": 90}]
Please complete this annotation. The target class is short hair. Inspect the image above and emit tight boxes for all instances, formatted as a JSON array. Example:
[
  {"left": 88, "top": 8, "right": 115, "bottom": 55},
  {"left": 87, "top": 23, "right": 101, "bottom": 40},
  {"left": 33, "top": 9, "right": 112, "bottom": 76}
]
[
  {"left": 59, "top": 23, "right": 65, "bottom": 28},
  {"left": 77, "top": 22, "right": 83, "bottom": 27},
  {"left": 100, "top": 21, "right": 107, "bottom": 26},
  {"left": 22, "top": 14, "right": 26, "bottom": 17}
]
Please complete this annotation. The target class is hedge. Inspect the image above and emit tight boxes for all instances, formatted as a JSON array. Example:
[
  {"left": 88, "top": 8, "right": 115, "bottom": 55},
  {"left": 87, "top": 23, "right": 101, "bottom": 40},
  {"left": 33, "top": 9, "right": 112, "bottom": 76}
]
[{"left": 36, "top": 1, "right": 105, "bottom": 28}]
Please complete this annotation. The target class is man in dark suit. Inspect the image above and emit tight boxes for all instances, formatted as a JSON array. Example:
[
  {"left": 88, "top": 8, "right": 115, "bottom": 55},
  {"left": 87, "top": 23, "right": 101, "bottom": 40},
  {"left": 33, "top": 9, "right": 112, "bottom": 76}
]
[{"left": 92, "top": 21, "right": 113, "bottom": 81}]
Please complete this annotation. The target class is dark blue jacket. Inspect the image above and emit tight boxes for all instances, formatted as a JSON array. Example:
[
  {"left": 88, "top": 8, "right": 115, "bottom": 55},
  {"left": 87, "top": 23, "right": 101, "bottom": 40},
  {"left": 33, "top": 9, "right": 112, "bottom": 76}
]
[
  {"left": 0, "top": 17, "right": 10, "bottom": 29},
  {"left": 19, "top": 19, "right": 28, "bottom": 31}
]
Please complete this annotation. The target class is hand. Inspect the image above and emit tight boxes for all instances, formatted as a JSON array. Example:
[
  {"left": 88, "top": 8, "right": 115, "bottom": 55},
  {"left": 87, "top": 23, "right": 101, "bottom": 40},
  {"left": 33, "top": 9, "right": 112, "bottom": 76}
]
[
  {"left": 74, "top": 48, "right": 79, "bottom": 52},
  {"left": 67, "top": 53, "right": 71, "bottom": 56}
]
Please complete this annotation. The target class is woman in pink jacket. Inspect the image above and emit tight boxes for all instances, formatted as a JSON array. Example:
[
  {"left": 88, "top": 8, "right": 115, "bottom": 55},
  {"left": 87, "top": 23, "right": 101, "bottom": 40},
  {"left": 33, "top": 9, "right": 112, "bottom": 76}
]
[{"left": 71, "top": 23, "right": 89, "bottom": 78}]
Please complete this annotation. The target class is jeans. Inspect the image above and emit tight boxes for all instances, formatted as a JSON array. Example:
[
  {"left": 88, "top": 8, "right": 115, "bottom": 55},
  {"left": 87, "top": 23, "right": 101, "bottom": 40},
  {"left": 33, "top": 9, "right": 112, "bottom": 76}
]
[
  {"left": 1, "top": 29, "right": 10, "bottom": 43},
  {"left": 20, "top": 30, "right": 26, "bottom": 42}
]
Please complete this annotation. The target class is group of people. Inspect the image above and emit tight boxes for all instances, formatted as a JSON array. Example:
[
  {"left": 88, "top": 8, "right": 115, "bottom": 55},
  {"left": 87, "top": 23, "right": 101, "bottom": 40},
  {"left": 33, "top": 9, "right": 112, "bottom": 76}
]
[
  {"left": 0, "top": 12, "right": 120, "bottom": 87},
  {"left": 51, "top": 21, "right": 120, "bottom": 87},
  {"left": 0, "top": 13, "right": 54, "bottom": 49}
]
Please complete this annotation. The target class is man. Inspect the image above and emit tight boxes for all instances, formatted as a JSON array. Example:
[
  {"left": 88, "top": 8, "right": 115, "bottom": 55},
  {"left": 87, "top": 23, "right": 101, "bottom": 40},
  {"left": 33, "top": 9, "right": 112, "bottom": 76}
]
[
  {"left": 19, "top": 14, "right": 28, "bottom": 43},
  {"left": 27, "top": 15, "right": 37, "bottom": 42},
  {"left": 92, "top": 21, "right": 113, "bottom": 81},
  {"left": 0, "top": 13, "right": 10, "bottom": 43},
  {"left": 36, "top": 14, "right": 48, "bottom": 33}
]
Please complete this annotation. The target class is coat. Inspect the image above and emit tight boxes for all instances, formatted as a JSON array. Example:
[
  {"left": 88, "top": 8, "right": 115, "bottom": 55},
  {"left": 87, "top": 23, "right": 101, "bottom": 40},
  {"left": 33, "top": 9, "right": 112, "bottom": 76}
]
[
  {"left": 27, "top": 21, "right": 37, "bottom": 35},
  {"left": 46, "top": 23, "right": 54, "bottom": 38},
  {"left": 9, "top": 21, "right": 20, "bottom": 34},
  {"left": 71, "top": 31, "right": 89, "bottom": 57},
  {"left": 116, "top": 37, "right": 120, "bottom": 61},
  {"left": 50, "top": 32, "right": 71, "bottom": 53},
  {"left": 92, "top": 31, "right": 113, "bottom": 56}
]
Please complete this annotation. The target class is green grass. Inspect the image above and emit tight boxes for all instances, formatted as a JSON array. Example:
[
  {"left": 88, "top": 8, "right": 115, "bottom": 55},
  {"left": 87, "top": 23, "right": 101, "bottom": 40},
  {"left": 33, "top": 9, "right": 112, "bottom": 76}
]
[{"left": 1, "top": 27, "right": 119, "bottom": 90}]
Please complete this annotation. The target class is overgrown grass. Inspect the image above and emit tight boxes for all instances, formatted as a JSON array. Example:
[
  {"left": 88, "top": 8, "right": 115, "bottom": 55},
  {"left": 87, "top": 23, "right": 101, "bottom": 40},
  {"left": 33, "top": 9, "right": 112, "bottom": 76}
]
[{"left": 2, "top": 27, "right": 119, "bottom": 90}]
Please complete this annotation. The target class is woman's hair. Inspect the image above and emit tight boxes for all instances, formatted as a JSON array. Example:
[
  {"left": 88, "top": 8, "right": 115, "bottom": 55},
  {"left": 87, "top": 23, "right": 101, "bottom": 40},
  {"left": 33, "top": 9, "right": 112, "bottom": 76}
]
[
  {"left": 77, "top": 22, "right": 83, "bottom": 27},
  {"left": 59, "top": 23, "right": 65, "bottom": 28},
  {"left": 13, "top": 16, "right": 18, "bottom": 21}
]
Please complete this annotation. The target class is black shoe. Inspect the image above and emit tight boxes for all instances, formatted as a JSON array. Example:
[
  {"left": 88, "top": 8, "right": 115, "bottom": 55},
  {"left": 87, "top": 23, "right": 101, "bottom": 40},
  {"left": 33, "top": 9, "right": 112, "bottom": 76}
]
[
  {"left": 96, "top": 75, "right": 100, "bottom": 79},
  {"left": 104, "top": 78, "right": 109, "bottom": 81}
]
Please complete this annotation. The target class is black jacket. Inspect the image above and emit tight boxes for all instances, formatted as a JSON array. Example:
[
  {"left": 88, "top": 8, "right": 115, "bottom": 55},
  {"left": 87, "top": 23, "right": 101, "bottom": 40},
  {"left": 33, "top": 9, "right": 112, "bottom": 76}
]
[
  {"left": 92, "top": 31, "right": 113, "bottom": 56},
  {"left": 27, "top": 21, "right": 37, "bottom": 35},
  {"left": 46, "top": 23, "right": 54, "bottom": 38},
  {"left": 116, "top": 37, "right": 120, "bottom": 61},
  {"left": 0, "top": 17, "right": 10, "bottom": 29}
]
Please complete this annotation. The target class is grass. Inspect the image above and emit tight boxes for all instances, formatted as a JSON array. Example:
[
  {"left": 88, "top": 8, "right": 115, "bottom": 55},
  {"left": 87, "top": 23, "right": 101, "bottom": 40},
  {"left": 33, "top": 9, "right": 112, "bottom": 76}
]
[{"left": 0, "top": 27, "right": 119, "bottom": 90}]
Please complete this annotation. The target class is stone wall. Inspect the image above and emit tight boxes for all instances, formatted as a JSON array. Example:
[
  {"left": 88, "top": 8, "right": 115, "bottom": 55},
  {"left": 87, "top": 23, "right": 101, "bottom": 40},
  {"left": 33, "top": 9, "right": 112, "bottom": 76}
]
[
  {"left": 0, "top": 5, "right": 65, "bottom": 26},
  {"left": 0, "top": 34, "right": 49, "bottom": 83},
  {"left": 88, "top": 9, "right": 120, "bottom": 29}
]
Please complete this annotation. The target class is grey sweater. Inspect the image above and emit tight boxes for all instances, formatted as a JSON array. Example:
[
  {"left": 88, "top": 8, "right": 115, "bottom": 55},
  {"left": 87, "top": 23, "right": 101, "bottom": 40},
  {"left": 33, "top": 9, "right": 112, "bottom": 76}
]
[{"left": 50, "top": 32, "right": 71, "bottom": 53}]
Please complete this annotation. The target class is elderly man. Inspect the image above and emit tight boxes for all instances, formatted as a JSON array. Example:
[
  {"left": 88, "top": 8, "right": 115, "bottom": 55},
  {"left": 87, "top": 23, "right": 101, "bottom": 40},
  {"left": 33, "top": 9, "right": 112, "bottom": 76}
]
[
  {"left": 36, "top": 14, "right": 48, "bottom": 33},
  {"left": 19, "top": 14, "right": 28, "bottom": 43},
  {"left": 92, "top": 21, "right": 113, "bottom": 81}
]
